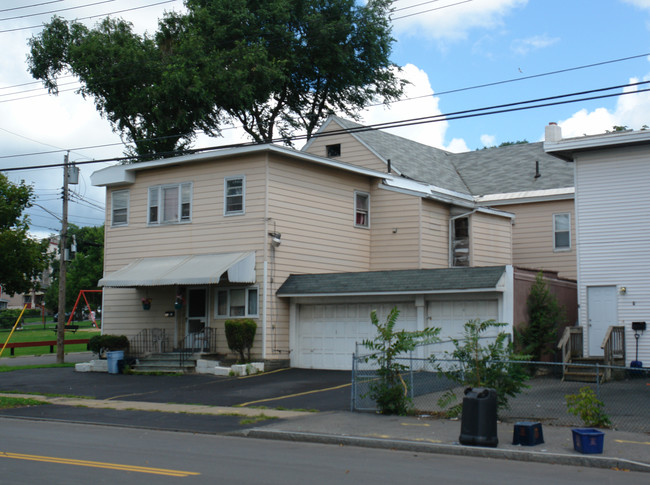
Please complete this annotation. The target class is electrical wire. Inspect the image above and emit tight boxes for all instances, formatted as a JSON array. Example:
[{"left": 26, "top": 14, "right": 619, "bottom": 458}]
[
  {"left": 0, "top": 1, "right": 63, "bottom": 14},
  {"left": 2, "top": 79, "right": 649, "bottom": 173},
  {"left": 391, "top": 0, "right": 472, "bottom": 21},
  {"left": 0, "top": 0, "right": 116, "bottom": 22}
]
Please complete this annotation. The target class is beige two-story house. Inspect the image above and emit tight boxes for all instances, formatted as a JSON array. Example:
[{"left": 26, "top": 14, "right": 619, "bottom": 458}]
[{"left": 92, "top": 118, "right": 576, "bottom": 370}]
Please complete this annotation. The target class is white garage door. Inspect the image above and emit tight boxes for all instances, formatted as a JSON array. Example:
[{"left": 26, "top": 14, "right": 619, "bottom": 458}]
[
  {"left": 427, "top": 299, "right": 499, "bottom": 356},
  {"left": 294, "top": 303, "right": 417, "bottom": 370}
]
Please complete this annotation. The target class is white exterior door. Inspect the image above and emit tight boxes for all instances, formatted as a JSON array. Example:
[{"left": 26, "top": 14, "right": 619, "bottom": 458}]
[
  {"left": 587, "top": 286, "right": 617, "bottom": 356},
  {"left": 293, "top": 303, "right": 417, "bottom": 370}
]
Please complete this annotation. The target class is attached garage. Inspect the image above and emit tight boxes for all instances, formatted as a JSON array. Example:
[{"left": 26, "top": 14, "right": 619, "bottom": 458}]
[{"left": 278, "top": 266, "right": 514, "bottom": 370}]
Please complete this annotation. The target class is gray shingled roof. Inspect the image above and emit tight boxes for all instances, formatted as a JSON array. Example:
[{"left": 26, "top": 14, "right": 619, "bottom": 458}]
[
  {"left": 320, "top": 117, "right": 574, "bottom": 196},
  {"left": 448, "top": 142, "right": 574, "bottom": 196},
  {"left": 277, "top": 266, "right": 506, "bottom": 296},
  {"left": 331, "top": 116, "right": 471, "bottom": 194}
]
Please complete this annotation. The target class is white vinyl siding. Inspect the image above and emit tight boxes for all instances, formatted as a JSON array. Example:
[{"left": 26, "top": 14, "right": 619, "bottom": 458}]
[
  {"left": 553, "top": 213, "right": 571, "bottom": 250},
  {"left": 148, "top": 182, "right": 192, "bottom": 225},
  {"left": 574, "top": 146, "right": 650, "bottom": 362},
  {"left": 111, "top": 190, "right": 129, "bottom": 227},
  {"left": 224, "top": 176, "right": 245, "bottom": 215}
]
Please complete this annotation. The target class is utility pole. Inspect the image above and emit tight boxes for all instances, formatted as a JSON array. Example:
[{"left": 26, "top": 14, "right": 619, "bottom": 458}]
[{"left": 56, "top": 152, "right": 69, "bottom": 364}]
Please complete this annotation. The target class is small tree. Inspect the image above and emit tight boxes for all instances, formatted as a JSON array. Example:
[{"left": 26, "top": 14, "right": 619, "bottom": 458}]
[
  {"left": 566, "top": 386, "right": 611, "bottom": 428},
  {"left": 436, "top": 320, "right": 530, "bottom": 415},
  {"left": 362, "top": 307, "right": 440, "bottom": 415},
  {"left": 224, "top": 319, "right": 257, "bottom": 363},
  {"left": 516, "top": 272, "right": 564, "bottom": 361}
]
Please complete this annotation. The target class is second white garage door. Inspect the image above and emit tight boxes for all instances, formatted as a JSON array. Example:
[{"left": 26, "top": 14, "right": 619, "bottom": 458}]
[{"left": 293, "top": 303, "right": 417, "bottom": 370}]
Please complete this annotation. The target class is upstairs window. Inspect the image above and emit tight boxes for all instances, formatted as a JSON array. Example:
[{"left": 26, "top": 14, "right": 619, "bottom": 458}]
[
  {"left": 111, "top": 190, "right": 129, "bottom": 227},
  {"left": 326, "top": 143, "right": 341, "bottom": 157},
  {"left": 148, "top": 183, "right": 192, "bottom": 225},
  {"left": 553, "top": 213, "right": 571, "bottom": 250},
  {"left": 451, "top": 216, "right": 470, "bottom": 267},
  {"left": 354, "top": 191, "right": 370, "bottom": 228},
  {"left": 225, "top": 176, "right": 245, "bottom": 215}
]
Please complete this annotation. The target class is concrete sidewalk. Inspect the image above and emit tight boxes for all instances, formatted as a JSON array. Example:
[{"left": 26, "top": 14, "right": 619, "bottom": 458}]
[
  {"left": 1, "top": 353, "right": 648, "bottom": 473},
  {"left": 2, "top": 391, "right": 648, "bottom": 473}
]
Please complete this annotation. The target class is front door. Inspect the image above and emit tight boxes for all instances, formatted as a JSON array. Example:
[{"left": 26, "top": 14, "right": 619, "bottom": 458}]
[
  {"left": 186, "top": 288, "right": 207, "bottom": 351},
  {"left": 587, "top": 286, "right": 617, "bottom": 356}
]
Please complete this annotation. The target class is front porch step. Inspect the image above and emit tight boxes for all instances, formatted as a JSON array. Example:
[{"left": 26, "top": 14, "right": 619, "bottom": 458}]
[
  {"left": 131, "top": 352, "right": 196, "bottom": 374},
  {"left": 563, "top": 356, "right": 615, "bottom": 382}
]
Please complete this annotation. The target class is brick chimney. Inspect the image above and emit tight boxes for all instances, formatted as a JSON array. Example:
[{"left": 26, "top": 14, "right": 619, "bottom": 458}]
[{"left": 545, "top": 122, "right": 562, "bottom": 142}]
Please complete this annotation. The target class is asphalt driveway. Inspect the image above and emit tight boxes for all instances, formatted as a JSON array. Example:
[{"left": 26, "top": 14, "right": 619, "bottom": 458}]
[{"left": 0, "top": 367, "right": 352, "bottom": 411}]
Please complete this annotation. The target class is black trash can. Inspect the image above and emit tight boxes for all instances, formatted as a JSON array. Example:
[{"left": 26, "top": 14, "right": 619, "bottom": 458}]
[{"left": 459, "top": 387, "right": 498, "bottom": 447}]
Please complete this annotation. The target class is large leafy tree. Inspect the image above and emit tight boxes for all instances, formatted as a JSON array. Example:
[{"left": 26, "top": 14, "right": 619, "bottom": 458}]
[
  {"left": 44, "top": 225, "right": 104, "bottom": 314},
  {"left": 27, "top": 16, "right": 222, "bottom": 158},
  {"left": 0, "top": 174, "right": 50, "bottom": 296},
  {"left": 27, "top": 0, "right": 404, "bottom": 157}
]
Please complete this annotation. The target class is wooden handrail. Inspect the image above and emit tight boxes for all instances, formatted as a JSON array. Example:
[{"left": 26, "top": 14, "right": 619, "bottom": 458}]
[{"left": 601, "top": 325, "right": 625, "bottom": 366}]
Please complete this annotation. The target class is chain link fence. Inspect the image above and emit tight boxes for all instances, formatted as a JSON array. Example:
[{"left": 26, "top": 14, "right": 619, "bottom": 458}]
[{"left": 352, "top": 352, "right": 650, "bottom": 433}]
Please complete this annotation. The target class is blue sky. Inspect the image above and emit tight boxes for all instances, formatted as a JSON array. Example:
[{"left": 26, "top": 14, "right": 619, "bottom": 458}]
[{"left": 2, "top": 0, "right": 650, "bottom": 235}]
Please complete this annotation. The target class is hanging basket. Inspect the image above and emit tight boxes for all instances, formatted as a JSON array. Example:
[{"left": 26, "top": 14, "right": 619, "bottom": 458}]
[
  {"left": 174, "top": 301, "right": 183, "bottom": 310},
  {"left": 142, "top": 303, "right": 151, "bottom": 310}
]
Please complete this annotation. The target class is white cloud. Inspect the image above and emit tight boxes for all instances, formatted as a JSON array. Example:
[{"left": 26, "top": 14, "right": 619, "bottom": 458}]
[
  {"left": 392, "top": 0, "right": 527, "bottom": 42},
  {"left": 557, "top": 76, "right": 650, "bottom": 137},
  {"left": 621, "top": 0, "right": 650, "bottom": 9},
  {"left": 511, "top": 34, "right": 560, "bottom": 55},
  {"left": 358, "top": 63, "right": 467, "bottom": 152},
  {"left": 480, "top": 134, "right": 497, "bottom": 147}
]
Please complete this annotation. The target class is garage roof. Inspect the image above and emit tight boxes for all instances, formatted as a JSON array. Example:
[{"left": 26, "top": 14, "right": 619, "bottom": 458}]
[
  {"left": 99, "top": 252, "right": 255, "bottom": 287},
  {"left": 277, "top": 266, "right": 507, "bottom": 297}
]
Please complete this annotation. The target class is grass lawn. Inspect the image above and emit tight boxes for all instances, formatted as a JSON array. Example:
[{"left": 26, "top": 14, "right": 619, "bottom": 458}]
[
  {"left": 0, "top": 320, "right": 100, "bottom": 357},
  {"left": 0, "top": 396, "right": 48, "bottom": 408}
]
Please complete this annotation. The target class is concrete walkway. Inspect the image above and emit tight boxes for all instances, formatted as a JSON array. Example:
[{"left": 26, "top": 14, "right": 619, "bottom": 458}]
[{"left": 1, "top": 352, "right": 649, "bottom": 473}]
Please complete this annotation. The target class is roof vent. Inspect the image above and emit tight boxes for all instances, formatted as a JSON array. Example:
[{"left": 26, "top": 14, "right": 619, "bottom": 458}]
[{"left": 534, "top": 160, "right": 541, "bottom": 179}]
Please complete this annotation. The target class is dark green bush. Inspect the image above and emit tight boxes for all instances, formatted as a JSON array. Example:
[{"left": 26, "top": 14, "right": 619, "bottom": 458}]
[
  {"left": 224, "top": 319, "right": 257, "bottom": 363},
  {"left": 88, "top": 334, "right": 129, "bottom": 355},
  {"left": 0, "top": 310, "right": 25, "bottom": 329}
]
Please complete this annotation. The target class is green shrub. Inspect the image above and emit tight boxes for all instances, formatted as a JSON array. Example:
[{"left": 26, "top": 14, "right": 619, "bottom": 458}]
[
  {"left": 434, "top": 319, "right": 530, "bottom": 415},
  {"left": 566, "top": 386, "right": 611, "bottom": 428},
  {"left": 362, "top": 307, "right": 440, "bottom": 415},
  {"left": 88, "top": 334, "right": 129, "bottom": 355},
  {"left": 0, "top": 310, "right": 25, "bottom": 329},
  {"left": 224, "top": 319, "right": 257, "bottom": 363}
]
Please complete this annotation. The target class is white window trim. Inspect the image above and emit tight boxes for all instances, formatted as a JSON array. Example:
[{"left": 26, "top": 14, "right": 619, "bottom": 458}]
[
  {"left": 214, "top": 287, "right": 259, "bottom": 318},
  {"left": 553, "top": 212, "right": 571, "bottom": 251},
  {"left": 354, "top": 190, "right": 370, "bottom": 228},
  {"left": 224, "top": 175, "right": 246, "bottom": 216},
  {"left": 111, "top": 189, "right": 129, "bottom": 227},
  {"left": 148, "top": 182, "right": 192, "bottom": 225}
]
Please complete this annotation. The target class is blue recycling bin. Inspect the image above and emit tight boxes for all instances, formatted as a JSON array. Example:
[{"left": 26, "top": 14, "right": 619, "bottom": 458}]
[
  {"left": 107, "top": 350, "right": 124, "bottom": 374},
  {"left": 459, "top": 387, "right": 499, "bottom": 447}
]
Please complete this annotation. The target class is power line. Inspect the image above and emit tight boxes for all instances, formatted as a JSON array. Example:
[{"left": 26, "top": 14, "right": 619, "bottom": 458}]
[
  {"left": 2, "top": 80, "right": 649, "bottom": 173},
  {"left": 392, "top": 0, "right": 473, "bottom": 21},
  {"left": 0, "top": 0, "right": 116, "bottom": 22},
  {"left": 0, "top": 0, "right": 180, "bottom": 34},
  {"left": 0, "top": 1, "right": 63, "bottom": 14}
]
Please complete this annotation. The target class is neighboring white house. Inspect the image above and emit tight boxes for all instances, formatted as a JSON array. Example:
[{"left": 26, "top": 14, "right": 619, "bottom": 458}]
[{"left": 545, "top": 123, "right": 650, "bottom": 366}]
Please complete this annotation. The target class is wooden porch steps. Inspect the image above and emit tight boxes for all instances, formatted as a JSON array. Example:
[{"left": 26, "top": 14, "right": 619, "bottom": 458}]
[
  {"left": 563, "top": 356, "right": 626, "bottom": 382},
  {"left": 131, "top": 352, "right": 197, "bottom": 374}
]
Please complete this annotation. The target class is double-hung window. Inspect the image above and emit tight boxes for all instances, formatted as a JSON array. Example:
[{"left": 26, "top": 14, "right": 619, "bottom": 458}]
[
  {"left": 215, "top": 287, "right": 258, "bottom": 317},
  {"left": 354, "top": 191, "right": 370, "bottom": 228},
  {"left": 553, "top": 213, "right": 571, "bottom": 250},
  {"left": 111, "top": 190, "right": 129, "bottom": 227},
  {"left": 224, "top": 176, "right": 245, "bottom": 216},
  {"left": 148, "top": 183, "right": 192, "bottom": 225}
]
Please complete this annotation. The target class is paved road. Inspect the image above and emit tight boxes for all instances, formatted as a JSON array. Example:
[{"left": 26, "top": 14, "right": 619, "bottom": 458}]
[
  {"left": 0, "top": 366, "right": 351, "bottom": 410},
  {"left": 1, "top": 418, "right": 647, "bottom": 485}
]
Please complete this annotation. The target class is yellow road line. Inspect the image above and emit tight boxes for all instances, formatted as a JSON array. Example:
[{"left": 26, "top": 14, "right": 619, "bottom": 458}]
[
  {"left": 237, "top": 382, "right": 351, "bottom": 407},
  {"left": 0, "top": 452, "right": 200, "bottom": 477},
  {"left": 614, "top": 439, "right": 650, "bottom": 446},
  {"left": 400, "top": 422, "right": 431, "bottom": 427}
]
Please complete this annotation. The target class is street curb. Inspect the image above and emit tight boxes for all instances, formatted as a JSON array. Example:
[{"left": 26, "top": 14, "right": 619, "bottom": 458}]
[{"left": 241, "top": 429, "right": 650, "bottom": 474}]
